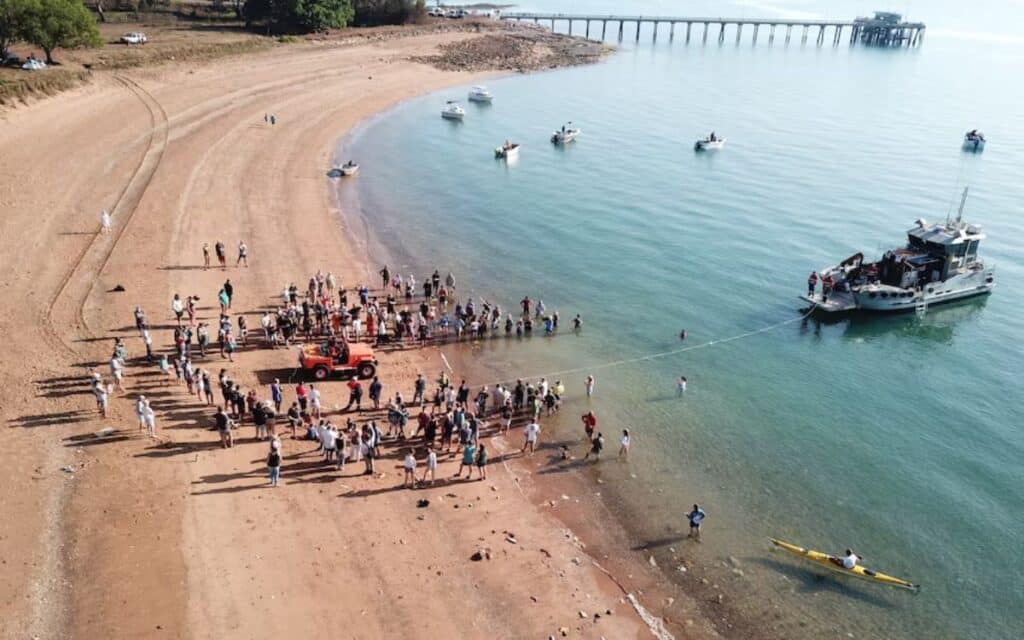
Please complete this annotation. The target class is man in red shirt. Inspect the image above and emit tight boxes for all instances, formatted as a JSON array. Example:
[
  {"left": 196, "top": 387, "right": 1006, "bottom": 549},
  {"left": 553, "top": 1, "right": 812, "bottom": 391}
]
[{"left": 581, "top": 411, "right": 597, "bottom": 441}]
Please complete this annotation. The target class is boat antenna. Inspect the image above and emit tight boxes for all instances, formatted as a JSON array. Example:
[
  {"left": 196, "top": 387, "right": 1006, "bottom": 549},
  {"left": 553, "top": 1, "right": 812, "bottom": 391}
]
[{"left": 956, "top": 186, "right": 969, "bottom": 225}]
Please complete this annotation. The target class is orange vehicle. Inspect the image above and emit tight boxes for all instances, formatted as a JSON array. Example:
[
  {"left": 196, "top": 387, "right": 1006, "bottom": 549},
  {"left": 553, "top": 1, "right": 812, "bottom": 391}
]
[{"left": 298, "top": 338, "right": 377, "bottom": 381}]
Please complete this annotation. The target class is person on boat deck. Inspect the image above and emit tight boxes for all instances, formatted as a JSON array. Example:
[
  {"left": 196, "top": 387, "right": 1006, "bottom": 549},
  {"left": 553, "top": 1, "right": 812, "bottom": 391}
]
[
  {"left": 833, "top": 548, "right": 860, "bottom": 570},
  {"left": 821, "top": 275, "right": 834, "bottom": 302},
  {"left": 807, "top": 271, "right": 818, "bottom": 295},
  {"left": 709, "top": 131, "right": 716, "bottom": 141}
]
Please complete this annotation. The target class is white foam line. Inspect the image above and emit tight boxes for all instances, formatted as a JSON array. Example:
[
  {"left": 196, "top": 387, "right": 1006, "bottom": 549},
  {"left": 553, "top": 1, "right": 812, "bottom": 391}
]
[
  {"left": 440, "top": 352, "right": 453, "bottom": 372},
  {"left": 627, "top": 593, "right": 677, "bottom": 640}
]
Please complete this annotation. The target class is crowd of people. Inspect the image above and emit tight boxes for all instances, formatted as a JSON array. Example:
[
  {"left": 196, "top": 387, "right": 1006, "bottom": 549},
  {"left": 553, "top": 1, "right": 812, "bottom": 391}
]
[{"left": 83, "top": 255, "right": 710, "bottom": 537}]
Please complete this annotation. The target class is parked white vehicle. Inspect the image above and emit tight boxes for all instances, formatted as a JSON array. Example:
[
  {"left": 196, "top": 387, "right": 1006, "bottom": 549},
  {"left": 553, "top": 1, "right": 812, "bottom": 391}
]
[
  {"left": 21, "top": 58, "right": 46, "bottom": 71},
  {"left": 121, "top": 32, "right": 148, "bottom": 45},
  {"left": 428, "top": 7, "right": 446, "bottom": 17}
]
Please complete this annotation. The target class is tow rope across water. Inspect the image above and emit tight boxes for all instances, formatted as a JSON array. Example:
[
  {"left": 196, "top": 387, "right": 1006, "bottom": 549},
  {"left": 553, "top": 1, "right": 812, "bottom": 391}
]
[{"left": 468, "top": 305, "right": 819, "bottom": 389}]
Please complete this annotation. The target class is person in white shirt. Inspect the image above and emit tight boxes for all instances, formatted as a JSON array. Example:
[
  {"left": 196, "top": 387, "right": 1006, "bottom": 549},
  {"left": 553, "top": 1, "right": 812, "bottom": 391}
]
[
  {"left": 100, "top": 209, "right": 112, "bottom": 234},
  {"left": 585, "top": 375, "right": 595, "bottom": 397},
  {"left": 835, "top": 549, "right": 860, "bottom": 570},
  {"left": 110, "top": 356, "right": 125, "bottom": 391},
  {"left": 321, "top": 424, "right": 337, "bottom": 462},
  {"left": 143, "top": 401, "right": 157, "bottom": 438},
  {"left": 677, "top": 376, "right": 687, "bottom": 395},
  {"left": 236, "top": 241, "right": 248, "bottom": 267},
  {"left": 135, "top": 396, "right": 147, "bottom": 430},
  {"left": 421, "top": 449, "right": 438, "bottom": 486},
  {"left": 619, "top": 429, "right": 631, "bottom": 459},
  {"left": 171, "top": 293, "right": 184, "bottom": 326},
  {"left": 521, "top": 421, "right": 541, "bottom": 455},
  {"left": 403, "top": 451, "right": 416, "bottom": 488},
  {"left": 309, "top": 384, "right": 322, "bottom": 419}
]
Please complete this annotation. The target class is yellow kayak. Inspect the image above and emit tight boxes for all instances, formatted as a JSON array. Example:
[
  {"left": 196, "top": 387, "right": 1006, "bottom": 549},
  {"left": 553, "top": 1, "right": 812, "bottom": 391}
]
[{"left": 770, "top": 538, "right": 920, "bottom": 591}]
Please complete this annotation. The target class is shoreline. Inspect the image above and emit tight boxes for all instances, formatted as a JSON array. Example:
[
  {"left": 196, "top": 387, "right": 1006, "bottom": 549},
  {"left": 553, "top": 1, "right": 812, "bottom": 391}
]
[
  {"left": 329, "top": 80, "right": 777, "bottom": 639},
  {"left": 0, "top": 27, "right": 682, "bottom": 640}
]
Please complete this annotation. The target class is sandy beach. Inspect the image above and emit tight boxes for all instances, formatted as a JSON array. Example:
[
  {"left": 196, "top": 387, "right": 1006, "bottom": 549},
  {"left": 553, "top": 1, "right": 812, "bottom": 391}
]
[{"left": 0, "top": 29, "right": 716, "bottom": 640}]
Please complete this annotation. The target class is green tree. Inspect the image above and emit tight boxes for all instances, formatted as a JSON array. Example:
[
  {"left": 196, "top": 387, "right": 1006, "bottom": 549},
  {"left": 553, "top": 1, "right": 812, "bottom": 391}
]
[
  {"left": 18, "top": 0, "right": 102, "bottom": 64},
  {"left": 244, "top": 0, "right": 353, "bottom": 33},
  {"left": 1, "top": 0, "right": 29, "bottom": 57}
]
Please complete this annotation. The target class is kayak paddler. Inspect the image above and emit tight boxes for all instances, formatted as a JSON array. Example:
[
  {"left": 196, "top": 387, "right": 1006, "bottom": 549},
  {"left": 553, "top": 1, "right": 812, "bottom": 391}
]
[{"left": 831, "top": 548, "right": 860, "bottom": 570}]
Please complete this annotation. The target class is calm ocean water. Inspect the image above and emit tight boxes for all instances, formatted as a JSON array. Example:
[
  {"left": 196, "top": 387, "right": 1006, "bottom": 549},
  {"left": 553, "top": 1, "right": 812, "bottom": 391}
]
[{"left": 336, "top": 1, "right": 1024, "bottom": 637}]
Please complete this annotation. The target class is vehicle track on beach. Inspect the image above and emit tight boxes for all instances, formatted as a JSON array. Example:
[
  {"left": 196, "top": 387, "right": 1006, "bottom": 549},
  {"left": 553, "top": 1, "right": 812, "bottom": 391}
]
[{"left": 41, "top": 75, "right": 170, "bottom": 360}]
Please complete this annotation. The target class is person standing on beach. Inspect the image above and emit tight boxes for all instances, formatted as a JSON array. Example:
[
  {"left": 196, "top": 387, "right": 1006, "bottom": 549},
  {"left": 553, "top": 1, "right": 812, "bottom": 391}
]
[
  {"left": 369, "top": 376, "right": 383, "bottom": 410},
  {"left": 521, "top": 420, "right": 540, "bottom": 456},
  {"left": 135, "top": 395, "right": 147, "bottom": 430},
  {"left": 413, "top": 373, "right": 426, "bottom": 406},
  {"left": 223, "top": 279, "right": 234, "bottom": 310},
  {"left": 455, "top": 440, "right": 476, "bottom": 478},
  {"left": 403, "top": 450, "right": 416, "bottom": 488},
  {"left": 203, "top": 243, "right": 211, "bottom": 270},
  {"left": 585, "top": 375, "right": 595, "bottom": 397},
  {"left": 687, "top": 504, "right": 706, "bottom": 541},
  {"left": 216, "top": 407, "right": 233, "bottom": 448},
  {"left": 100, "top": 209, "right": 112, "bottom": 234},
  {"left": 619, "top": 429, "right": 631, "bottom": 459},
  {"left": 270, "top": 379, "right": 283, "bottom": 413},
  {"left": 172, "top": 293, "right": 184, "bottom": 326},
  {"left": 473, "top": 443, "right": 488, "bottom": 480},
  {"left": 215, "top": 240, "right": 226, "bottom": 269},
  {"left": 143, "top": 400, "right": 156, "bottom": 438},
  {"left": 379, "top": 265, "right": 390, "bottom": 290},
  {"left": 267, "top": 441, "right": 282, "bottom": 487},
  {"left": 421, "top": 449, "right": 438, "bottom": 485},
  {"left": 236, "top": 241, "right": 248, "bottom": 267},
  {"left": 677, "top": 376, "right": 687, "bottom": 395}
]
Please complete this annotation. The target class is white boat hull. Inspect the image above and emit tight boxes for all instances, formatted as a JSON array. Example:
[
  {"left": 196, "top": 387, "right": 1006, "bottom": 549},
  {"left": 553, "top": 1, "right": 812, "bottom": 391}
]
[
  {"left": 695, "top": 139, "right": 726, "bottom": 151},
  {"left": 442, "top": 111, "right": 464, "bottom": 120},
  {"left": 340, "top": 165, "right": 359, "bottom": 176},
  {"left": 469, "top": 94, "right": 493, "bottom": 103},
  {"left": 495, "top": 145, "right": 519, "bottom": 159},
  {"left": 551, "top": 131, "right": 580, "bottom": 145},
  {"left": 802, "top": 268, "right": 995, "bottom": 313}
]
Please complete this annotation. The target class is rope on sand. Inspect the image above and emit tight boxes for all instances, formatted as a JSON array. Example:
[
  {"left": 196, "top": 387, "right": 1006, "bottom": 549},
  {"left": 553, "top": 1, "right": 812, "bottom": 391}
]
[{"left": 474, "top": 306, "right": 818, "bottom": 388}]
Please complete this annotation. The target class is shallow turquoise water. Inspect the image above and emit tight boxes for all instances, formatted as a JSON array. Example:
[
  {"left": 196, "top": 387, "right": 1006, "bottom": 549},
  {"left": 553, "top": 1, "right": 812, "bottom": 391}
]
[{"left": 338, "top": 2, "right": 1024, "bottom": 637}]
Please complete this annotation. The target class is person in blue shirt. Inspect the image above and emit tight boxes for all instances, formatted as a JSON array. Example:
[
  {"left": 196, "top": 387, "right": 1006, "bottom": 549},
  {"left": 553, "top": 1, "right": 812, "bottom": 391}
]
[{"left": 687, "top": 504, "right": 706, "bottom": 541}]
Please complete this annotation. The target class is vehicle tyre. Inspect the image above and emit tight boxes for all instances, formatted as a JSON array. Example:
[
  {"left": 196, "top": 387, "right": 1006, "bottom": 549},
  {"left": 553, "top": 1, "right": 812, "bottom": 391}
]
[
  {"left": 357, "top": 363, "right": 376, "bottom": 379},
  {"left": 313, "top": 365, "right": 330, "bottom": 380}
]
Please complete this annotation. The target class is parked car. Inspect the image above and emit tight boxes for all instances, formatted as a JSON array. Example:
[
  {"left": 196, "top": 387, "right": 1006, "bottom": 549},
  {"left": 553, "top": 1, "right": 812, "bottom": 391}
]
[
  {"left": 21, "top": 58, "right": 46, "bottom": 71},
  {"left": 121, "top": 32, "right": 148, "bottom": 45},
  {"left": 428, "top": 7, "right": 446, "bottom": 17}
]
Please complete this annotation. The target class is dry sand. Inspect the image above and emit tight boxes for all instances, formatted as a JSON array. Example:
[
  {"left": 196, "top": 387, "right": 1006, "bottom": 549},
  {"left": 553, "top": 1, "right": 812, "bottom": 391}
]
[{"left": 0, "top": 31, "right": 711, "bottom": 639}]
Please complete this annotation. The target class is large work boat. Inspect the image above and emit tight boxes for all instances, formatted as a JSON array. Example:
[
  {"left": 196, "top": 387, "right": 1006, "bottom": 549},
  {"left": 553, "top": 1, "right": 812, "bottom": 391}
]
[{"left": 802, "top": 189, "right": 995, "bottom": 313}]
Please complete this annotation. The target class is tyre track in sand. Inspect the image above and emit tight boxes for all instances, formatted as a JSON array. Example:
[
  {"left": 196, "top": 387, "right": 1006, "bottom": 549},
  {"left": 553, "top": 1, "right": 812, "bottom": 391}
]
[{"left": 42, "top": 75, "right": 169, "bottom": 361}]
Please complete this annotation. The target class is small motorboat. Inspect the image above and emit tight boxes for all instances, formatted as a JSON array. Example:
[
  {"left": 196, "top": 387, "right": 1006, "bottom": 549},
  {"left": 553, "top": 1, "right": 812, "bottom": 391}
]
[
  {"left": 468, "top": 86, "right": 493, "bottom": 103},
  {"left": 495, "top": 141, "right": 520, "bottom": 159},
  {"left": 962, "top": 130, "right": 985, "bottom": 152},
  {"left": 694, "top": 133, "right": 725, "bottom": 151},
  {"left": 339, "top": 161, "right": 359, "bottom": 176},
  {"left": 551, "top": 123, "right": 581, "bottom": 145},
  {"left": 441, "top": 100, "right": 465, "bottom": 120}
]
